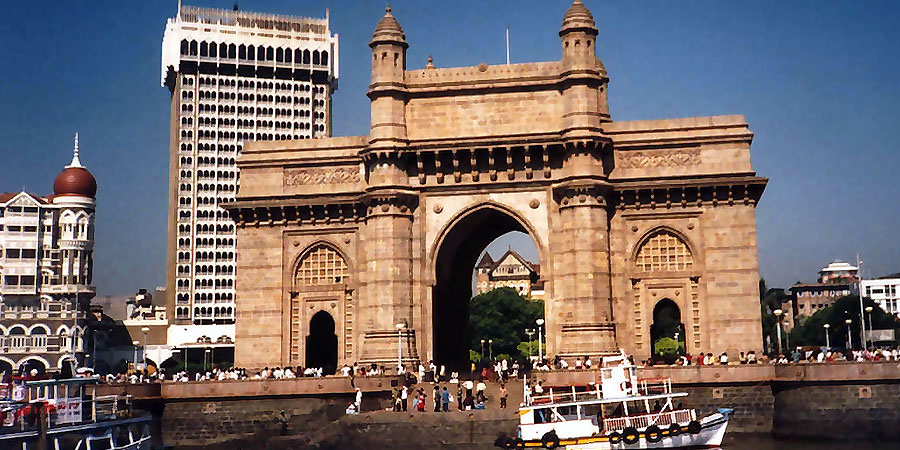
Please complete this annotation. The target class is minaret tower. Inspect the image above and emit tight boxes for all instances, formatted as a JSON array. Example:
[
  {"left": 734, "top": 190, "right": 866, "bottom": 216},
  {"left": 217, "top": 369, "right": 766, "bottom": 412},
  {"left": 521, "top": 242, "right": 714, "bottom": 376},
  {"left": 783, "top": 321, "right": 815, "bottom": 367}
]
[
  {"left": 52, "top": 133, "right": 98, "bottom": 355},
  {"left": 550, "top": 1, "right": 618, "bottom": 359},
  {"left": 358, "top": 6, "right": 418, "bottom": 368}
]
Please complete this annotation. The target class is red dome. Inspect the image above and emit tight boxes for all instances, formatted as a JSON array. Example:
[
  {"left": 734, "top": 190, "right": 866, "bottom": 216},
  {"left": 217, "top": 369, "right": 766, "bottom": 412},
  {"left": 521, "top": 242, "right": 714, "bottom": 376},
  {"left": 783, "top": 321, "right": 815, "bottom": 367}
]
[{"left": 53, "top": 166, "right": 97, "bottom": 198}]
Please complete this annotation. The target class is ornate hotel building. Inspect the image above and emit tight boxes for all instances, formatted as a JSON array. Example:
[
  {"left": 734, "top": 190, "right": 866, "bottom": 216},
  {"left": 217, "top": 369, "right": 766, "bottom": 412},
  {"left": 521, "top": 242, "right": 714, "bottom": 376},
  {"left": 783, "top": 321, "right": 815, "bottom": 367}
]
[
  {"left": 0, "top": 135, "right": 97, "bottom": 374},
  {"left": 160, "top": 5, "right": 338, "bottom": 349}
]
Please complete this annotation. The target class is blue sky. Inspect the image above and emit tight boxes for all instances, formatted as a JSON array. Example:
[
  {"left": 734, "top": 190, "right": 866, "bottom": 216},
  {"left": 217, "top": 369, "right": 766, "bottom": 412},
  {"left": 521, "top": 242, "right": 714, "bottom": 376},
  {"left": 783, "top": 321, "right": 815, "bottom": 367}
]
[{"left": 1, "top": 1, "right": 898, "bottom": 295}]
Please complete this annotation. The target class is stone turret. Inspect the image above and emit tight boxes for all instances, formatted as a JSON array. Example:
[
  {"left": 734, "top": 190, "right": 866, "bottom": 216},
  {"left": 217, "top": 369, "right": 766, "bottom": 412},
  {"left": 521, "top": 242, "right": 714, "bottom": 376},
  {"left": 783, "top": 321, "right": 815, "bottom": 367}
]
[
  {"left": 367, "top": 5, "right": 408, "bottom": 154},
  {"left": 559, "top": 0, "right": 610, "bottom": 135}
]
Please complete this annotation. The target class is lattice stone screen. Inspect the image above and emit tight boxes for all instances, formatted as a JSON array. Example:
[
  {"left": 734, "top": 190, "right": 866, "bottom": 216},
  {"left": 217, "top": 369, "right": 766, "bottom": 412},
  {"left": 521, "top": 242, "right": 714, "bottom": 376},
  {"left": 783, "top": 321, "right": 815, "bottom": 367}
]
[
  {"left": 635, "top": 230, "right": 693, "bottom": 272},
  {"left": 295, "top": 245, "right": 348, "bottom": 286}
]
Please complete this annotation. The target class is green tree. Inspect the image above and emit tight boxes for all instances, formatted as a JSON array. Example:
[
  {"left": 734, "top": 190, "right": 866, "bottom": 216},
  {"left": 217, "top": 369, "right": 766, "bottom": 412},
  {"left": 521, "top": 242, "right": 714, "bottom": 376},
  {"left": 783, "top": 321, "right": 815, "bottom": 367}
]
[
  {"left": 469, "top": 287, "right": 544, "bottom": 361},
  {"left": 759, "top": 279, "right": 788, "bottom": 353},
  {"left": 789, "top": 295, "right": 899, "bottom": 348}
]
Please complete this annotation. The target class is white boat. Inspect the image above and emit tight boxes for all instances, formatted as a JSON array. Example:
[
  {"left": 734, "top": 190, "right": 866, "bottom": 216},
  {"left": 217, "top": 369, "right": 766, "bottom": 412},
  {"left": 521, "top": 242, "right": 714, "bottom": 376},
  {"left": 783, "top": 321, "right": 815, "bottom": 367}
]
[
  {"left": 1, "top": 376, "right": 151, "bottom": 450},
  {"left": 496, "top": 353, "right": 732, "bottom": 449}
]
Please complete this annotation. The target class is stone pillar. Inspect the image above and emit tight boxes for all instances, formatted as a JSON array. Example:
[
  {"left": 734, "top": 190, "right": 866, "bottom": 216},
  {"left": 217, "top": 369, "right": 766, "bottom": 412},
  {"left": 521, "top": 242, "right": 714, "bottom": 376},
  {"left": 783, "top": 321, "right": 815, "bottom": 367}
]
[
  {"left": 550, "top": 177, "right": 617, "bottom": 358},
  {"left": 358, "top": 188, "right": 418, "bottom": 367}
]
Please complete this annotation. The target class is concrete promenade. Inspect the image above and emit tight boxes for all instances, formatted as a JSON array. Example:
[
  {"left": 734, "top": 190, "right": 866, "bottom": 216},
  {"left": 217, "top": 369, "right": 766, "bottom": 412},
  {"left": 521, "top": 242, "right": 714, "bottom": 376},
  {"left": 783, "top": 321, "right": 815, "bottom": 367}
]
[{"left": 103, "top": 363, "right": 900, "bottom": 448}]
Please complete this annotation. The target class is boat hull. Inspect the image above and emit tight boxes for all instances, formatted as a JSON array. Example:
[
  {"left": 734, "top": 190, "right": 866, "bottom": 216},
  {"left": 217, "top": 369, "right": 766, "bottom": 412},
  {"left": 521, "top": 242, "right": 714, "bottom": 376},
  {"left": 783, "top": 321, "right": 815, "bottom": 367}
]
[{"left": 565, "top": 413, "right": 729, "bottom": 449}]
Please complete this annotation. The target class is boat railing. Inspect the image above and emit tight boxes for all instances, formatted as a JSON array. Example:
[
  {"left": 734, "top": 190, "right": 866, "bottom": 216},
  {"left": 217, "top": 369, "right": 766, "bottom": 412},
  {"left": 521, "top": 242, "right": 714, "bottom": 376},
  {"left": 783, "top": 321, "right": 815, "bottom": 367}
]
[
  {"left": 603, "top": 408, "right": 696, "bottom": 432},
  {"left": 637, "top": 377, "right": 673, "bottom": 396},
  {"left": 528, "top": 385, "right": 602, "bottom": 406}
]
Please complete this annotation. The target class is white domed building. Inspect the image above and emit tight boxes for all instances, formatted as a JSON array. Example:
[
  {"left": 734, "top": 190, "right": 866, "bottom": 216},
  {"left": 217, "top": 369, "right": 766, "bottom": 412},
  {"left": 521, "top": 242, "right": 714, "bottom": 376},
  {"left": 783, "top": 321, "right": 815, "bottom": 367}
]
[{"left": 0, "top": 134, "right": 97, "bottom": 375}]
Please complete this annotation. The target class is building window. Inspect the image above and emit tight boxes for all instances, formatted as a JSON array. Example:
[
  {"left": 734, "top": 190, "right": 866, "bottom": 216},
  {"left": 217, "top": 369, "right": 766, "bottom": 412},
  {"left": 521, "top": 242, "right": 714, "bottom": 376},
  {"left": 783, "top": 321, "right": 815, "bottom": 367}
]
[
  {"left": 295, "top": 245, "right": 348, "bottom": 286},
  {"left": 635, "top": 230, "right": 693, "bottom": 272}
]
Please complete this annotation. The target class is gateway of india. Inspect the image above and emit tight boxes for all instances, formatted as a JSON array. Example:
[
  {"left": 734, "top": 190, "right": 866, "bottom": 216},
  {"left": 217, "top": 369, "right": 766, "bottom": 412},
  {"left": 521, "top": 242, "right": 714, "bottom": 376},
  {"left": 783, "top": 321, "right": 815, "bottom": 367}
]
[{"left": 225, "top": 1, "right": 767, "bottom": 370}]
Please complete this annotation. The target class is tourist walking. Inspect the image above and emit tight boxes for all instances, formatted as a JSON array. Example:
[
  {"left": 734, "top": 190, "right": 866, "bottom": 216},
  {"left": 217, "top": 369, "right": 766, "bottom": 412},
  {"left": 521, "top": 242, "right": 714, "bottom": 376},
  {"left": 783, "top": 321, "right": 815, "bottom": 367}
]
[
  {"left": 499, "top": 383, "right": 508, "bottom": 409},
  {"left": 457, "top": 384, "right": 464, "bottom": 411},
  {"left": 433, "top": 384, "right": 441, "bottom": 412},
  {"left": 401, "top": 384, "right": 409, "bottom": 411},
  {"left": 441, "top": 387, "right": 450, "bottom": 412},
  {"left": 416, "top": 389, "right": 426, "bottom": 412}
]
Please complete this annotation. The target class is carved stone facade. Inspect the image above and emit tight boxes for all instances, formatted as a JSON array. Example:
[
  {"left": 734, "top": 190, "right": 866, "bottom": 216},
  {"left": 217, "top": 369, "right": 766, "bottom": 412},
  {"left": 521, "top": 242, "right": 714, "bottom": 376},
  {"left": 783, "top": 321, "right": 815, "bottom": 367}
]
[{"left": 225, "top": 1, "right": 767, "bottom": 370}]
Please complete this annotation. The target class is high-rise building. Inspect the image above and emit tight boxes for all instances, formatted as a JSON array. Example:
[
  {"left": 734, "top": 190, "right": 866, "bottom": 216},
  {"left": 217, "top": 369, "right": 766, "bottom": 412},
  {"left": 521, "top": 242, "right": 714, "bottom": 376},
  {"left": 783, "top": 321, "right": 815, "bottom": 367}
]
[
  {"left": 0, "top": 135, "right": 97, "bottom": 374},
  {"left": 160, "top": 5, "right": 338, "bottom": 351}
]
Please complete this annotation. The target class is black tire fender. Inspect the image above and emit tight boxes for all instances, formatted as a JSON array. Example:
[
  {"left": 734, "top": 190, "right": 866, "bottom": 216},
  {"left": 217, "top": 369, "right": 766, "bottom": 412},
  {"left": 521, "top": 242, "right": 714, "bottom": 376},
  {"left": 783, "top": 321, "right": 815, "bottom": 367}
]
[
  {"left": 645, "top": 425, "right": 663, "bottom": 443},
  {"left": 622, "top": 426, "right": 640, "bottom": 444},
  {"left": 668, "top": 423, "right": 682, "bottom": 436},
  {"left": 541, "top": 431, "right": 560, "bottom": 449},
  {"left": 493, "top": 436, "right": 509, "bottom": 448},
  {"left": 687, "top": 420, "right": 702, "bottom": 434},
  {"left": 608, "top": 431, "right": 622, "bottom": 445}
]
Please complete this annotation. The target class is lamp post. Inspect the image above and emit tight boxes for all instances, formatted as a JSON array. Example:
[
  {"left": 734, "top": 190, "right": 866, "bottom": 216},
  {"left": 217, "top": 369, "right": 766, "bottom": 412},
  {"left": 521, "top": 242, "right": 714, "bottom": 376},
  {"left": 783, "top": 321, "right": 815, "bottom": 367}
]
[
  {"left": 132, "top": 340, "right": 140, "bottom": 369},
  {"left": 140, "top": 327, "right": 150, "bottom": 364},
  {"left": 845, "top": 318, "right": 853, "bottom": 349},
  {"left": 395, "top": 322, "right": 405, "bottom": 374},
  {"left": 525, "top": 329, "right": 535, "bottom": 359},
  {"left": 823, "top": 324, "right": 831, "bottom": 349},
  {"left": 536, "top": 319, "right": 545, "bottom": 363},
  {"left": 204, "top": 348, "right": 211, "bottom": 372},
  {"left": 480, "top": 339, "right": 486, "bottom": 360},
  {"left": 488, "top": 339, "right": 493, "bottom": 361},
  {"left": 864, "top": 306, "right": 873, "bottom": 348},
  {"left": 674, "top": 332, "right": 680, "bottom": 354},
  {"left": 773, "top": 309, "right": 784, "bottom": 356}
]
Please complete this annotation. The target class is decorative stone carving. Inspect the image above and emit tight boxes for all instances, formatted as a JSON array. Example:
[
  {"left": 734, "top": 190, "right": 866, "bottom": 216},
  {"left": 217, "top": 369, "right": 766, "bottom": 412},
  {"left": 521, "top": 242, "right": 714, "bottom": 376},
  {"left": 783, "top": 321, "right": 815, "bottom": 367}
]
[
  {"left": 529, "top": 198, "right": 540, "bottom": 209},
  {"left": 284, "top": 167, "right": 360, "bottom": 186},
  {"left": 618, "top": 149, "right": 701, "bottom": 168},
  {"left": 433, "top": 204, "right": 443, "bottom": 214}
]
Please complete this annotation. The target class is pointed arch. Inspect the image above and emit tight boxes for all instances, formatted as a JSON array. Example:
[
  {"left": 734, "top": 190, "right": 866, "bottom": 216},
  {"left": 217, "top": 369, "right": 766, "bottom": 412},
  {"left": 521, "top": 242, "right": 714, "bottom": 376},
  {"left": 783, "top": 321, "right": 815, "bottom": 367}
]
[
  {"left": 292, "top": 241, "right": 351, "bottom": 288},
  {"left": 632, "top": 227, "right": 696, "bottom": 272}
]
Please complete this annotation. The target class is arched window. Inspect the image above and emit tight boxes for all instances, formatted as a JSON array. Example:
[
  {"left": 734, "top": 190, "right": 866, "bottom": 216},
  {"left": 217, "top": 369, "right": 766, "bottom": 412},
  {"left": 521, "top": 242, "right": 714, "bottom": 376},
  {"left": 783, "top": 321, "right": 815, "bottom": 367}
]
[
  {"left": 635, "top": 230, "right": 693, "bottom": 272},
  {"left": 295, "top": 245, "right": 348, "bottom": 286}
]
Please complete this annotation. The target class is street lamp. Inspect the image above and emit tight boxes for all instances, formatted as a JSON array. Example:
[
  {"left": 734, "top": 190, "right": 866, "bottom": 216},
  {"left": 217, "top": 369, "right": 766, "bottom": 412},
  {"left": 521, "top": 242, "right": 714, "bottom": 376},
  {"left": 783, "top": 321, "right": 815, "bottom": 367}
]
[
  {"left": 845, "top": 318, "right": 853, "bottom": 349},
  {"left": 204, "top": 348, "right": 211, "bottom": 372},
  {"left": 525, "top": 329, "right": 535, "bottom": 359},
  {"left": 536, "top": 319, "right": 545, "bottom": 363},
  {"left": 773, "top": 309, "right": 784, "bottom": 355},
  {"left": 823, "top": 324, "right": 831, "bottom": 349},
  {"left": 864, "top": 306, "right": 874, "bottom": 348},
  {"left": 674, "top": 332, "right": 680, "bottom": 354},
  {"left": 480, "top": 339, "right": 486, "bottom": 360},
  {"left": 488, "top": 339, "right": 493, "bottom": 361},
  {"left": 141, "top": 327, "right": 150, "bottom": 364},
  {"left": 395, "top": 322, "right": 405, "bottom": 374},
  {"left": 132, "top": 340, "right": 140, "bottom": 369}
]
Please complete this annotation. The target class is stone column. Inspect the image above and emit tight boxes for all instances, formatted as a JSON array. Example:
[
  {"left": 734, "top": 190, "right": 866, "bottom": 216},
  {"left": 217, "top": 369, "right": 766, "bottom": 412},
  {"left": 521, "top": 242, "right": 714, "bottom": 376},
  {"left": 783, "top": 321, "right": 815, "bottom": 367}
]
[
  {"left": 358, "top": 183, "right": 419, "bottom": 368},
  {"left": 550, "top": 179, "right": 617, "bottom": 358}
]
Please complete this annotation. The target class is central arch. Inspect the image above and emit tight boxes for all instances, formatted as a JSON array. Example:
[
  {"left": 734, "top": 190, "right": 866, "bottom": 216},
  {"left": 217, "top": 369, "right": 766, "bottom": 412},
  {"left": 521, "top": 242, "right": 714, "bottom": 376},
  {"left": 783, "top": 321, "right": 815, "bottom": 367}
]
[
  {"left": 430, "top": 203, "right": 545, "bottom": 371},
  {"left": 650, "top": 298, "right": 685, "bottom": 363}
]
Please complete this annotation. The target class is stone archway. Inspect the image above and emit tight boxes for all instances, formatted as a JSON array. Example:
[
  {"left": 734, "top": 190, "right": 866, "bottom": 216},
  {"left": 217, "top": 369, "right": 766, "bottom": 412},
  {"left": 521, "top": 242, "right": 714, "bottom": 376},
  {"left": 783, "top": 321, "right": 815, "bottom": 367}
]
[
  {"left": 306, "top": 310, "right": 338, "bottom": 375},
  {"left": 431, "top": 205, "right": 544, "bottom": 371},
  {"left": 650, "top": 298, "right": 686, "bottom": 363}
]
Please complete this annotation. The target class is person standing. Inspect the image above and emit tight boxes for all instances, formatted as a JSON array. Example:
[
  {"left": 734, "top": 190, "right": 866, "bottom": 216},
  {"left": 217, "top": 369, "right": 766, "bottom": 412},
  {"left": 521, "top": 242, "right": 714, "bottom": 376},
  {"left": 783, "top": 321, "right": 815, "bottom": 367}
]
[
  {"left": 355, "top": 388, "right": 362, "bottom": 411},
  {"left": 401, "top": 384, "right": 409, "bottom": 411},
  {"left": 441, "top": 387, "right": 450, "bottom": 412},
  {"left": 457, "top": 384, "right": 464, "bottom": 411},
  {"left": 433, "top": 384, "right": 441, "bottom": 412},
  {"left": 499, "top": 383, "right": 508, "bottom": 409}
]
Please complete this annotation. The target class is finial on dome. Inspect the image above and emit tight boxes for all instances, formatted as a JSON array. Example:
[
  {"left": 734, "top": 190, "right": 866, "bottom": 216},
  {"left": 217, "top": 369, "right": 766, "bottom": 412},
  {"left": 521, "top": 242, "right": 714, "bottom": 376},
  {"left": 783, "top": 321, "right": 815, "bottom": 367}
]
[
  {"left": 68, "top": 132, "right": 83, "bottom": 168},
  {"left": 371, "top": 3, "right": 407, "bottom": 47},
  {"left": 560, "top": 0, "right": 597, "bottom": 36},
  {"left": 426, "top": 55, "right": 435, "bottom": 69}
]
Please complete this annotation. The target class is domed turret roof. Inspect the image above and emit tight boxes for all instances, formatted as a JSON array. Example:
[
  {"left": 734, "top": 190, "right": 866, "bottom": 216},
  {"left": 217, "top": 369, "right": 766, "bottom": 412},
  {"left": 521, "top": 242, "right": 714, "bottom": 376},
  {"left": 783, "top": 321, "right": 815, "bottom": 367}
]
[
  {"left": 370, "top": 5, "right": 407, "bottom": 47},
  {"left": 560, "top": 0, "right": 598, "bottom": 36},
  {"left": 53, "top": 133, "right": 97, "bottom": 199}
]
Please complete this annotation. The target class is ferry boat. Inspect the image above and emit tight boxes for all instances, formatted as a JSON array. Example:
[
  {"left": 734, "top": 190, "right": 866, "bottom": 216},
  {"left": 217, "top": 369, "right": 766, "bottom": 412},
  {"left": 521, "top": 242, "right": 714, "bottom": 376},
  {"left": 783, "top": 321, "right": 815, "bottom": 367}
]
[
  {"left": 0, "top": 374, "right": 151, "bottom": 450},
  {"left": 496, "top": 353, "right": 732, "bottom": 449}
]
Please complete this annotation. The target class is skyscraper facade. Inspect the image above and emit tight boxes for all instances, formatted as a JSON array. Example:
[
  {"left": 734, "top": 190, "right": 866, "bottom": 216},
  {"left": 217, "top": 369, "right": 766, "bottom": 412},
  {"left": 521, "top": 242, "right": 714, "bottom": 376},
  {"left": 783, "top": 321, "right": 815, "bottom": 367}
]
[{"left": 161, "top": 5, "right": 338, "bottom": 351}]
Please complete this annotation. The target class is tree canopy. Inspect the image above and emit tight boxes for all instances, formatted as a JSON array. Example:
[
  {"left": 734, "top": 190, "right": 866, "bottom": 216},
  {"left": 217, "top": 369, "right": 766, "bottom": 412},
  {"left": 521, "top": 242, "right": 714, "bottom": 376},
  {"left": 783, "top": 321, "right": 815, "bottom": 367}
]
[
  {"left": 468, "top": 287, "right": 544, "bottom": 361},
  {"left": 789, "top": 294, "right": 899, "bottom": 348}
]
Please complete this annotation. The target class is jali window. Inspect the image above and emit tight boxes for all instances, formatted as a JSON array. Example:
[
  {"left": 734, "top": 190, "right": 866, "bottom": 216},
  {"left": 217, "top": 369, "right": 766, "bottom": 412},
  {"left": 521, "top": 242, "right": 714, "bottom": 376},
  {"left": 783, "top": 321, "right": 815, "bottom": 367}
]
[
  {"left": 635, "top": 230, "right": 693, "bottom": 272},
  {"left": 295, "top": 245, "right": 348, "bottom": 286}
]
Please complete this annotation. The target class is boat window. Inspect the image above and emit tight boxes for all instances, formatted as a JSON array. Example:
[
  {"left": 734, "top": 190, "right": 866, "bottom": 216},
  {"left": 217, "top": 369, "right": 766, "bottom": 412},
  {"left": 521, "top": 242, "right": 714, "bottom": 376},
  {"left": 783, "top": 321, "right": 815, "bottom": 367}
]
[{"left": 534, "top": 408, "right": 551, "bottom": 424}]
